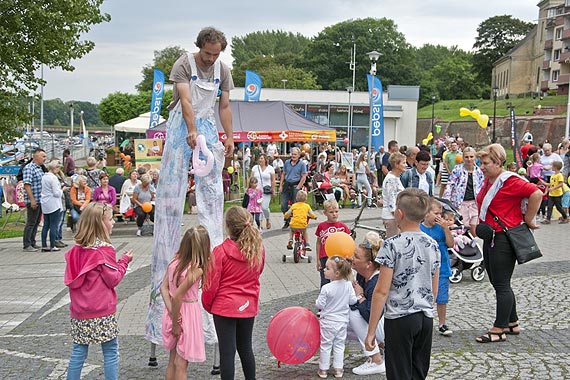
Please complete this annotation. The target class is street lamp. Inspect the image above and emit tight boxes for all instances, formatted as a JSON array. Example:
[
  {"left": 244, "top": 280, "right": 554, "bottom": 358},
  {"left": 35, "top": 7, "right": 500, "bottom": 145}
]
[
  {"left": 431, "top": 95, "right": 436, "bottom": 139},
  {"left": 69, "top": 103, "right": 74, "bottom": 157},
  {"left": 347, "top": 86, "right": 353, "bottom": 150},
  {"left": 281, "top": 79, "right": 288, "bottom": 89},
  {"left": 366, "top": 50, "right": 381, "bottom": 156},
  {"left": 492, "top": 85, "right": 499, "bottom": 143}
]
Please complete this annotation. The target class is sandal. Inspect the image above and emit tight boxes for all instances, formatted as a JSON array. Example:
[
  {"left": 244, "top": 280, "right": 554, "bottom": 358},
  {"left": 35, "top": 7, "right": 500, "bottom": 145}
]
[
  {"left": 475, "top": 331, "right": 506, "bottom": 343},
  {"left": 503, "top": 323, "right": 520, "bottom": 335}
]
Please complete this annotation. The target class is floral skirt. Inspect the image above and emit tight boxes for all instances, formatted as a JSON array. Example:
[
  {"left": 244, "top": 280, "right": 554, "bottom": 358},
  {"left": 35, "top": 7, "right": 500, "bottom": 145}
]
[{"left": 70, "top": 314, "right": 119, "bottom": 345}]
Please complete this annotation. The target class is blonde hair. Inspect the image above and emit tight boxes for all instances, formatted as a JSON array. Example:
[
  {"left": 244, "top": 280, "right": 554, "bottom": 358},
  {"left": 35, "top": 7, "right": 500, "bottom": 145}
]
[
  {"left": 140, "top": 173, "right": 151, "bottom": 185},
  {"left": 477, "top": 143, "right": 506, "bottom": 165},
  {"left": 323, "top": 199, "right": 339, "bottom": 211},
  {"left": 463, "top": 146, "right": 476, "bottom": 156},
  {"left": 248, "top": 176, "right": 258, "bottom": 188},
  {"left": 74, "top": 202, "right": 112, "bottom": 246},
  {"left": 225, "top": 206, "right": 263, "bottom": 268},
  {"left": 358, "top": 231, "right": 383, "bottom": 268},
  {"left": 328, "top": 256, "right": 352, "bottom": 280},
  {"left": 86, "top": 157, "right": 97, "bottom": 167},
  {"left": 530, "top": 152, "right": 541, "bottom": 163},
  {"left": 73, "top": 175, "right": 87, "bottom": 187},
  {"left": 174, "top": 226, "right": 211, "bottom": 288},
  {"left": 296, "top": 189, "right": 308, "bottom": 202},
  {"left": 388, "top": 152, "right": 406, "bottom": 168},
  {"left": 46, "top": 159, "right": 60, "bottom": 171}
]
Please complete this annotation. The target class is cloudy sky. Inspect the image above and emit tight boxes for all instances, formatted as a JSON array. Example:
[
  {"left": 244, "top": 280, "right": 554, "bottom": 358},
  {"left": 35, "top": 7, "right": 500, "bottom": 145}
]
[{"left": 42, "top": 0, "right": 538, "bottom": 103}]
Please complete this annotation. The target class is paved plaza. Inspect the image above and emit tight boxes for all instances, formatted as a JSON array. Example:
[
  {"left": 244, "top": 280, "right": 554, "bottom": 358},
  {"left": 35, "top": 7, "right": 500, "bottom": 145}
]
[{"left": 1, "top": 206, "right": 570, "bottom": 379}]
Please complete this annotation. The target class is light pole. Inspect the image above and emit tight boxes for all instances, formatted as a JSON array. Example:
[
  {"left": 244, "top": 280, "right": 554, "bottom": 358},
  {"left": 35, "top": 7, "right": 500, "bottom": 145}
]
[
  {"left": 431, "top": 95, "right": 436, "bottom": 139},
  {"left": 281, "top": 79, "right": 288, "bottom": 89},
  {"left": 70, "top": 103, "right": 74, "bottom": 157},
  {"left": 347, "top": 86, "right": 353, "bottom": 150},
  {"left": 366, "top": 50, "right": 381, "bottom": 157},
  {"left": 492, "top": 85, "right": 499, "bottom": 143}
]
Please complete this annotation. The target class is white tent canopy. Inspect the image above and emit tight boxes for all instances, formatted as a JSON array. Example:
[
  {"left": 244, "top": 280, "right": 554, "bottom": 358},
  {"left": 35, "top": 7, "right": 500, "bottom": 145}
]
[{"left": 114, "top": 112, "right": 165, "bottom": 133}]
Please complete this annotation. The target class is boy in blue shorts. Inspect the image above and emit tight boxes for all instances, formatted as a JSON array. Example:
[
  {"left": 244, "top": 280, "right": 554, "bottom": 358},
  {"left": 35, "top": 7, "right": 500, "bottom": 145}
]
[
  {"left": 365, "top": 188, "right": 440, "bottom": 380},
  {"left": 420, "top": 199, "right": 454, "bottom": 336}
]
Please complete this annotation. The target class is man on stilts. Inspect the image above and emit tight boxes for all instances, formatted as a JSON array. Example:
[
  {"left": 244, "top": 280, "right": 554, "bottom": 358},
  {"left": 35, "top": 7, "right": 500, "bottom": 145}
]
[{"left": 145, "top": 27, "right": 234, "bottom": 374}]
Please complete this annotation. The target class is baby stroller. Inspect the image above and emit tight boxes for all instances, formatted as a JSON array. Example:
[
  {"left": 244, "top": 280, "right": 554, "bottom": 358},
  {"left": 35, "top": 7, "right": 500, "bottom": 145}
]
[
  {"left": 436, "top": 198, "right": 485, "bottom": 283},
  {"left": 309, "top": 171, "right": 336, "bottom": 210}
]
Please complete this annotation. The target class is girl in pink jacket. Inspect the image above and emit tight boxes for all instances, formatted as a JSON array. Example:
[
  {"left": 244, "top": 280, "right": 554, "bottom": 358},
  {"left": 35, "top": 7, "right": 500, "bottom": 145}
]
[
  {"left": 201, "top": 206, "right": 265, "bottom": 380},
  {"left": 64, "top": 202, "right": 134, "bottom": 379}
]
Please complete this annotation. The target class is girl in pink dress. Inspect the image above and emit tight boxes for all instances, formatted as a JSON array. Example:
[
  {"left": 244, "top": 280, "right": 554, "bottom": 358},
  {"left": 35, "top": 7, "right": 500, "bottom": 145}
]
[
  {"left": 160, "top": 225, "right": 212, "bottom": 380},
  {"left": 246, "top": 176, "right": 263, "bottom": 229}
]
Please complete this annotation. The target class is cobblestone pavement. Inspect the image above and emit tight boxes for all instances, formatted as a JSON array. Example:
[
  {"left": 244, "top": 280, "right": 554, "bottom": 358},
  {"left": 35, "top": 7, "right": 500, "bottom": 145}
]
[{"left": 1, "top": 206, "right": 570, "bottom": 379}]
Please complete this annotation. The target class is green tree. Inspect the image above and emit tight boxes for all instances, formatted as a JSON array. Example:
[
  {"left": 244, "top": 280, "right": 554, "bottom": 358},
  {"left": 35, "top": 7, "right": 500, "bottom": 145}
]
[
  {"left": 472, "top": 15, "right": 535, "bottom": 84},
  {"left": 430, "top": 56, "right": 483, "bottom": 100},
  {"left": 232, "top": 55, "right": 320, "bottom": 89},
  {"left": 0, "top": 0, "right": 110, "bottom": 141},
  {"left": 99, "top": 91, "right": 172, "bottom": 126},
  {"left": 301, "top": 18, "right": 419, "bottom": 91},
  {"left": 136, "top": 46, "right": 187, "bottom": 92},
  {"left": 231, "top": 30, "right": 311, "bottom": 68}
]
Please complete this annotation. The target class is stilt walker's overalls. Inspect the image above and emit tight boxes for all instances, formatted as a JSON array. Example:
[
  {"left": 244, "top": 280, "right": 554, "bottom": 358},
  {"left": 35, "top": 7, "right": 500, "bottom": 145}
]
[{"left": 145, "top": 53, "right": 225, "bottom": 349}]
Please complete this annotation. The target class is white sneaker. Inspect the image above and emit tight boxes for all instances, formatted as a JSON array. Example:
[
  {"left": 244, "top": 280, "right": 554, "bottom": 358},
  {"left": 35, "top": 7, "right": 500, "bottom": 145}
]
[
  {"left": 352, "top": 359, "right": 386, "bottom": 375},
  {"left": 136, "top": 229, "right": 141, "bottom": 237}
]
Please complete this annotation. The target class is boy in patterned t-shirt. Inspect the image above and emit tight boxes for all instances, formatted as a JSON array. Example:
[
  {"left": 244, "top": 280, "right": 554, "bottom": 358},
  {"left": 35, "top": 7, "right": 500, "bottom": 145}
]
[{"left": 365, "top": 188, "right": 440, "bottom": 380}]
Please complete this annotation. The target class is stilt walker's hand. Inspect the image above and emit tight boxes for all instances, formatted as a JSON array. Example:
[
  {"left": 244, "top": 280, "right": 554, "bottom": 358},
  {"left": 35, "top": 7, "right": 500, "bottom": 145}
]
[
  {"left": 224, "top": 138, "right": 234, "bottom": 158},
  {"left": 186, "top": 129, "right": 198, "bottom": 148}
]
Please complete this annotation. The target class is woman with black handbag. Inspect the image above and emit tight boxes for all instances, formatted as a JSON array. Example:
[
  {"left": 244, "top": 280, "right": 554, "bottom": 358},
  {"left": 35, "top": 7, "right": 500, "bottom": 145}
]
[
  {"left": 475, "top": 144, "right": 542, "bottom": 343},
  {"left": 250, "top": 154, "right": 275, "bottom": 229}
]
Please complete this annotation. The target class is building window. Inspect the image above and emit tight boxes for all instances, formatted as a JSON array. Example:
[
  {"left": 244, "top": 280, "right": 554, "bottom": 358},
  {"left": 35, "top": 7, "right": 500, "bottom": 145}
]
[
  {"left": 555, "top": 49, "right": 562, "bottom": 60},
  {"left": 556, "top": 28, "right": 563, "bottom": 40},
  {"left": 566, "top": 0, "right": 570, "bottom": 7},
  {"left": 553, "top": 70, "right": 560, "bottom": 81},
  {"left": 547, "top": 8, "right": 556, "bottom": 18}
]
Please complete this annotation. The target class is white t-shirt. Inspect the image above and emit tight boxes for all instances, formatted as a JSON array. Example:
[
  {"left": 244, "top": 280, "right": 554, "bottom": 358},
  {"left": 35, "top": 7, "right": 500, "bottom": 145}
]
[
  {"left": 251, "top": 164, "right": 275, "bottom": 189},
  {"left": 418, "top": 172, "right": 430, "bottom": 194},
  {"left": 272, "top": 158, "right": 284, "bottom": 170},
  {"left": 266, "top": 143, "right": 277, "bottom": 158}
]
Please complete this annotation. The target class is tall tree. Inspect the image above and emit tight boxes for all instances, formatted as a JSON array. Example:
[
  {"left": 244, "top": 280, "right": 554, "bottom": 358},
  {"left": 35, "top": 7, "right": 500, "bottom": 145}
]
[
  {"left": 136, "top": 46, "right": 187, "bottom": 92},
  {"left": 231, "top": 30, "right": 311, "bottom": 68},
  {"left": 0, "top": 0, "right": 110, "bottom": 141},
  {"left": 472, "top": 15, "right": 535, "bottom": 84},
  {"left": 301, "top": 18, "right": 419, "bottom": 92}
]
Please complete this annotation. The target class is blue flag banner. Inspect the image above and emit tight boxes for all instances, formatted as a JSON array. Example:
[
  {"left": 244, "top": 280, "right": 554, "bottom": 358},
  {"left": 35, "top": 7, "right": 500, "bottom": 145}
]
[
  {"left": 367, "top": 74, "right": 385, "bottom": 151},
  {"left": 149, "top": 68, "right": 165, "bottom": 128},
  {"left": 244, "top": 70, "right": 262, "bottom": 102}
]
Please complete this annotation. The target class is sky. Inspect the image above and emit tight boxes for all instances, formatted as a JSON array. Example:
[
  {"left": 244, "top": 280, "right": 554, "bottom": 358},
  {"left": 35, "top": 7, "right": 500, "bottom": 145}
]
[{"left": 42, "top": 0, "right": 539, "bottom": 104}]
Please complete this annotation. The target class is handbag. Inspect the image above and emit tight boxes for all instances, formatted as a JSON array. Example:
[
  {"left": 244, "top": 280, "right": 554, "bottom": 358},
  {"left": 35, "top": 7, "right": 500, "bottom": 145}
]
[
  {"left": 489, "top": 210, "right": 542, "bottom": 265},
  {"left": 258, "top": 166, "right": 272, "bottom": 195},
  {"left": 242, "top": 191, "right": 250, "bottom": 208}
]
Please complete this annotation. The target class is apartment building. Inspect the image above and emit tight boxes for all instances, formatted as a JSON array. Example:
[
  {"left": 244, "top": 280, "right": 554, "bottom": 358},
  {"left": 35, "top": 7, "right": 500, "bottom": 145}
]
[{"left": 492, "top": 0, "right": 570, "bottom": 97}]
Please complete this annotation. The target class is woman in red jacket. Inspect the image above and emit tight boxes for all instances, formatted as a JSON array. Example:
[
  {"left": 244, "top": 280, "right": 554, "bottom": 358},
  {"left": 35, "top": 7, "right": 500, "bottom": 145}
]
[{"left": 202, "top": 206, "right": 265, "bottom": 380}]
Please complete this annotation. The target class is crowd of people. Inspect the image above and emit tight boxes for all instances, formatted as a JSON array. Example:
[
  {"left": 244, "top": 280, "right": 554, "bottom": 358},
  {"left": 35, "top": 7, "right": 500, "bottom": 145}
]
[{"left": 11, "top": 130, "right": 570, "bottom": 379}]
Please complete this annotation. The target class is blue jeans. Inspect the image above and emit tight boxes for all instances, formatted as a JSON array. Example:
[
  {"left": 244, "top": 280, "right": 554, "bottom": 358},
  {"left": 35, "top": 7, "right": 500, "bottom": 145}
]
[
  {"left": 67, "top": 337, "right": 119, "bottom": 380},
  {"left": 41, "top": 210, "right": 61, "bottom": 249},
  {"left": 70, "top": 207, "right": 81, "bottom": 223}
]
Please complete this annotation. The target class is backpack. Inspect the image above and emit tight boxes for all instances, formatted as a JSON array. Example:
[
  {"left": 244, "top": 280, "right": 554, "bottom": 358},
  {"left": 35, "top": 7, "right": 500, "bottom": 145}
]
[{"left": 16, "top": 158, "right": 33, "bottom": 182}]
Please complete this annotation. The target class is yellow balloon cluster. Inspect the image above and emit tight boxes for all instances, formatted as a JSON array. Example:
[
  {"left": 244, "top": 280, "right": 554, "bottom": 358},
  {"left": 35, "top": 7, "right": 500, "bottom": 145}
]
[
  {"left": 422, "top": 132, "right": 433, "bottom": 145},
  {"left": 459, "top": 108, "right": 489, "bottom": 129}
]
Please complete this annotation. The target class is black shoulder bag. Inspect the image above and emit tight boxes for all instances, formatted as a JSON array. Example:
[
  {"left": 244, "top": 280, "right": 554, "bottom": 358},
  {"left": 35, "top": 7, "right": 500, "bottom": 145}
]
[{"left": 488, "top": 210, "right": 542, "bottom": 264}]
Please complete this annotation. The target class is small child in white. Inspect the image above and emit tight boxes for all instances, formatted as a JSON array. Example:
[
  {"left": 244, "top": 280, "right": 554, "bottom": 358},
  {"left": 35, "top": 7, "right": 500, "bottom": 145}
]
[{"left": 316, "top": 256, "right": 357, "bottom": 378}]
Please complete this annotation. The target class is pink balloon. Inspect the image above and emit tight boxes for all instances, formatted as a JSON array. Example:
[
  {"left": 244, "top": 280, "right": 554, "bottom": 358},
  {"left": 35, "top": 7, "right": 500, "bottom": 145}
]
[
  {"left": 343, "top": 137, "right": 349, "bottom": 145},
  {"left": 190, "top": 135, "right": 214, "bottom": 177},
  {"left": 267, "top": 307, "right": 320, "bottom": 366}
]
